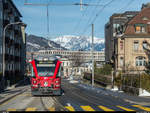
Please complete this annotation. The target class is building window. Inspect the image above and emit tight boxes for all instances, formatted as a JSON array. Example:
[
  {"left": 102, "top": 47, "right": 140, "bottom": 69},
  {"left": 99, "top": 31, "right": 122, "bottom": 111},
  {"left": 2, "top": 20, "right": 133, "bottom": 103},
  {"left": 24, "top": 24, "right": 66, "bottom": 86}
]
[
  {"left": 120, "top": 41, "right": 123, "bottom": 50},
  {"left": 135, "top": 24, "right": 146, "bottom": 33},
  {"left": 133, "top": 41, "right": 139, "bottom": 51},
  {"left": 120, "top": 57, "right": 124, "bottom": 67},
  {"left": 143, "top": 41, "right": 147, "bottom": 49},
  {"left": 135, "top": 56, "right": 146, "bottom": 66}
]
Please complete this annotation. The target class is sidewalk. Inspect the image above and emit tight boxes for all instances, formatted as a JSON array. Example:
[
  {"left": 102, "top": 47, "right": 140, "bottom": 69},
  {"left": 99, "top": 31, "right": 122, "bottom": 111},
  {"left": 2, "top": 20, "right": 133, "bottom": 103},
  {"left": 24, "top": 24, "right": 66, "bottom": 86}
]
[
  {"left": 0, "top": 77, "right": 30, "bottom": 105},
  {"left": 79, "top": 81, "right": 150, "bottom": 106},
  {"left": 0, "top": 85, "right": 28, "bottom": 104},
  {"left": 107, "top": 89, "right": 150, "bottom": 105}
]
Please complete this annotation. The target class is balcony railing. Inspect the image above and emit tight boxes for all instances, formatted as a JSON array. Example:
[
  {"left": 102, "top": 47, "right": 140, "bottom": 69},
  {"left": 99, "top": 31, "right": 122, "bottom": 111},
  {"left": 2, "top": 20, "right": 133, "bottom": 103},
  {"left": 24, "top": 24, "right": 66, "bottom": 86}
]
[
  {"left": 4, "top": 19, "right": 10, "bottom": 27},
  {"left": 14, "top": 17, "right": 20, "bottom": 22},
  {"left": 8, "top": 9, "right": 13, "bottom": 15},
  {"left": 15, "top": 43, "right": 21, "bottom": 49},
  {"left": 5, "top": 53, "right": 9, "bottom": 60},
  {"left": 7, "top": 25, "right": 13, "bottom": 31},
  {"left": 5, "top": 36, "right": 10, "bottom": 44},
  {"left": 3, "top": 3, "right": 9, "bottom": 10}
]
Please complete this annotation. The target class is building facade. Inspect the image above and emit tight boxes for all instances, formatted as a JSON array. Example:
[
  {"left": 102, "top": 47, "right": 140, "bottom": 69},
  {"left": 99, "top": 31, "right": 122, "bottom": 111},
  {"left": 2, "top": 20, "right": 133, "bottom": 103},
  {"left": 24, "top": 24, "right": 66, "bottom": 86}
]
[
  {"left": 35, "top": 50, "right": 105, "bottom": 64},
  {"left": 105, "top": 11, "right": 139, "bottom": 64},
  {"left": 0, "top": 0, "right": 26, "bottom": 85},
  {"left": 27, "top": 50, "right": 105, "bottom": 77},
  {"left": 105, "top": 3, "right": 150, "bottom": 74}
]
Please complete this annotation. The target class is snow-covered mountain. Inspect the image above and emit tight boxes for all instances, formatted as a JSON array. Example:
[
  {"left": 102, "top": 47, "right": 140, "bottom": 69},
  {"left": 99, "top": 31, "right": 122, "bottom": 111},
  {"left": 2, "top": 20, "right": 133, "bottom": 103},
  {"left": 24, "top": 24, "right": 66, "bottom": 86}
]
[
  {"left": 52, "top": 35, "right": 105, "bottom": 51},
  {"left": 26, "top": 35, "right": 67, "bottom": 52}
]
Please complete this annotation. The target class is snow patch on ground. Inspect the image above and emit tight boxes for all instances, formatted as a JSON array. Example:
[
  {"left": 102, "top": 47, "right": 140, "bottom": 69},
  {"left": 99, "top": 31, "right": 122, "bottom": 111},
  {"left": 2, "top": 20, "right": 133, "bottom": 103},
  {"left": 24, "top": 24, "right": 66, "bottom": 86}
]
[
  {"left": 69, "top": 80, "right": 79, "bottom": 84},
  {"left": 110, "top": 86, "right": 119, "bottom": 92},
  {"left": 139, "top": 89, "right": 150, "bottom": 96}
]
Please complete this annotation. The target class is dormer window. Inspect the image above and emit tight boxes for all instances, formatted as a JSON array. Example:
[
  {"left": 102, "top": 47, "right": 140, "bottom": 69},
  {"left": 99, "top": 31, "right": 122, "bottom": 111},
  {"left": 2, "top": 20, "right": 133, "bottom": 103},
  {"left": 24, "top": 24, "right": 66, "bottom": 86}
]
[{"left": 135, "top": 24, "right": 146, "bottom": 33}]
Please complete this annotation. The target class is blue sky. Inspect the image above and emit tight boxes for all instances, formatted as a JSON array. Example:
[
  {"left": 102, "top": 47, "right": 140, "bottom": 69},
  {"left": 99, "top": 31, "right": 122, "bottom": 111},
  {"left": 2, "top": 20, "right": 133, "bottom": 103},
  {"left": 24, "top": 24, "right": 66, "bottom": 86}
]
[{"left": 13, "top": 0, "right": 150, "bottom": 40}]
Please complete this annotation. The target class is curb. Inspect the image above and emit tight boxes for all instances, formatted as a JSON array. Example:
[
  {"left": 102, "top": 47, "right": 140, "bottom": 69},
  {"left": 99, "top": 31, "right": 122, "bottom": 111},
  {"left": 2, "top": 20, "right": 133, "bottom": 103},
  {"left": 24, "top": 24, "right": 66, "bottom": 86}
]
[{"left": 0, "top": 88, "right": 27, "bottom": 105}]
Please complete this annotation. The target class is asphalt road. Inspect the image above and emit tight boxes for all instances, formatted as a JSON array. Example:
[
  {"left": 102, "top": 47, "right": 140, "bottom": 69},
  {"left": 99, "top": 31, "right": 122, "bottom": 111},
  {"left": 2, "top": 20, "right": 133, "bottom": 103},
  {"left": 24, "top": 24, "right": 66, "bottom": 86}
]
[{"left": 0, "top": 78, "right": 150, "bottom": 111}]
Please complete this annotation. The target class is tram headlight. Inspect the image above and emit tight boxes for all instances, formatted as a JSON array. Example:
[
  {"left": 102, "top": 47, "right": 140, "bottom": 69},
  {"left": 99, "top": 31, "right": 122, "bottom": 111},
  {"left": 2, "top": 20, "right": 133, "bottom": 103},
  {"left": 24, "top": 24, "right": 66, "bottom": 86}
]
[
  {"left": 33, "top": 80, "right": 37, "bottom": 84},
  {"left": 55, "top": 85, "right": 60, "bottom": 87},
  {"left": 55, "top": 81, "right": 59, "bottom": 83}
]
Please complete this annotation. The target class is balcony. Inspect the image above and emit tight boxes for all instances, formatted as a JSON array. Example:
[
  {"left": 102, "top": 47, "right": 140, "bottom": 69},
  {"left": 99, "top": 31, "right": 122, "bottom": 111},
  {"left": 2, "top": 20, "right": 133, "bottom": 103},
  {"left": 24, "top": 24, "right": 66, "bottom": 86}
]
[
  {"left": 15, "top": 56, "right": 20, "bottom": 62},
  {"left": 10, "top": 39, "right": 14, "bottom": 45},
  {"left": 5, "top": 36, "right": 10, "bottom": 44},
  {"left": 4, "top": 20, "right": 10, "bottom": 27},
  {"left": 15, "top": 70, "right": 21, "bottom": 76},
  {"left": 14, "top": 29, "right": 20, "bottom": 36},
  {"left": 15, "top": 43, "right": 20, "bottom": 49},
  {"left": 14, "top": 17, "right": 20, "bottom": 22},
  {"left": 8, "top": 25, "right": 13, "bottom": 31},
  {"left": 5, "top": 53, "right": 9, "bottom": 61},
  {"left": 10, "top": 55, "right": 14, "bottom": 61},
  {"left": 8, "top": 9, "right": 13, "bottom": 15},
  {"left": 3, "top": 3, "right": 9, "bottom": 10}
]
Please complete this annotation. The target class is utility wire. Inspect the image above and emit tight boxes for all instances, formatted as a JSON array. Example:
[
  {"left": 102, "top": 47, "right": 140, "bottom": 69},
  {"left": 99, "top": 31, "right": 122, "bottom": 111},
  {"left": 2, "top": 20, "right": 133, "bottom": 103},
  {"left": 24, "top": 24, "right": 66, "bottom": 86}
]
[
  {"left": 72, "top": 0, "right": 92, "bottom": 35},
  {"left": 79, "top": 0, "right": 116, "bottom": 37},
  {"left": 75, "top": 0, "right": 102, "bottom": 36},
  {"left": 95, "top": 0, "right": 136, "bottom": 38}
]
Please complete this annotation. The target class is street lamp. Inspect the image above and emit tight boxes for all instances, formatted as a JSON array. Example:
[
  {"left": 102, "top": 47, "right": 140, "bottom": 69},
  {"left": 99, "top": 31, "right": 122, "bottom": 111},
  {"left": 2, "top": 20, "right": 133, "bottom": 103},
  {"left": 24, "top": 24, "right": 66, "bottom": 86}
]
[{"left": 2, "top": 22, "right": 26, "bottom": 90}]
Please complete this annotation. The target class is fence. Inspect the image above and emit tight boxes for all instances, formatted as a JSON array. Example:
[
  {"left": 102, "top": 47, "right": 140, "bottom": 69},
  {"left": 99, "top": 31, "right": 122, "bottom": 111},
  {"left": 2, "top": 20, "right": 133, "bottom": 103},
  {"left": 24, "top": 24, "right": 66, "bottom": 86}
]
[
  {"left": 121, "top": 73, "right": 140, "bottom": 96},
  {"left": 83, "top": 72, "right": 112, "bottom": 87}
]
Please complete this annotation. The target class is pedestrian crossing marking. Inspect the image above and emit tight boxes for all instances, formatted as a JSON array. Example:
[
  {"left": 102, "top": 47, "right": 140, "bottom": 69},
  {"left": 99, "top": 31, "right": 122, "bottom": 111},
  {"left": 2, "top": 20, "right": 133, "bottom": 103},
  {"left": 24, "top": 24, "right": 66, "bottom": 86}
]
[
  {"left": 65, "top": 106, "right": 75, "bottom": 111},
  {"left": 117, "top": 106, "right": 135, "bottom": 111},
  {"left": 98, "top": 106, "right": 114, "bottom": 111},
  {"left": 4, "top": 105, "right": 150, "bottom": 111},
  {"left": 7, "top": 108, "right": 17, "bottom": 111},
  {"left": 81, "top": 105, "right": 95, "bottom": 111},
  {"left": 133, "top": 105, "right": 150, "bottom": 111},
  {"left": 25, "top": 107, "right": 36, "bottom": 111},
  {"left": 48, "top": 107, "right": 55, "bottom": 111}
]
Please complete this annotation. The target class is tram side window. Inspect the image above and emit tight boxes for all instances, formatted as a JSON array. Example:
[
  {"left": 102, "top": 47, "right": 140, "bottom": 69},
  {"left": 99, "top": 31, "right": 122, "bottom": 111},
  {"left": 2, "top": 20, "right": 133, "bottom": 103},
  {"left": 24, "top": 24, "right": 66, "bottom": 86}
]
[
  {"left": 31, "top": 68, "right": 36, "bottom": 78},
  {"left": 56, "top": 66, "right": 61, "bottom": 78}
]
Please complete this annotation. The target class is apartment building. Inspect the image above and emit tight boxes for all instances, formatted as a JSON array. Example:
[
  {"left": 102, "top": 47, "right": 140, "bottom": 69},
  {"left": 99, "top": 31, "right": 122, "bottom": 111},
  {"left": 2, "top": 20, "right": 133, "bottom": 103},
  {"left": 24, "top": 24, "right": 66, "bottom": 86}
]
[
  {"left": 0, "top": 0, "right": 26, "bottom": 85},
  {"left": 105, "top": 11, "right": 139, "bottom": 63},
  {"left": 105, "top": 3, "right": 150, "bottom": 74}
]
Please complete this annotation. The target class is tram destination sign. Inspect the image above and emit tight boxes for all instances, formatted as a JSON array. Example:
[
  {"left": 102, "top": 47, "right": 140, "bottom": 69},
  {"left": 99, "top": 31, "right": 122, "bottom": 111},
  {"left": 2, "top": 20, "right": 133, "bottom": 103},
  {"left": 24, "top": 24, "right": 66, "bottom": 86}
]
[{"left": 37, "top": 64, "right": 55, "bottom": 67}]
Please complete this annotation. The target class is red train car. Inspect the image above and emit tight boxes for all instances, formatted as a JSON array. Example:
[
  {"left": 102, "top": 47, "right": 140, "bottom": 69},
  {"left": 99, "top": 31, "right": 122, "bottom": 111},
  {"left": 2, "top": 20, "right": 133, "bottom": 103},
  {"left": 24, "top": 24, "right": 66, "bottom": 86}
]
[{"left": 29, "top": 56, "right": 62, "bottom": 96}]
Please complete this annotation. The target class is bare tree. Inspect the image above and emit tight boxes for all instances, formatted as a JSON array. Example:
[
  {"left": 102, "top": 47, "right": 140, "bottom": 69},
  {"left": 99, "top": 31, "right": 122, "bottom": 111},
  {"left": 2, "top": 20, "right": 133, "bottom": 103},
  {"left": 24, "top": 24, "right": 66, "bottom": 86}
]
[
  {"left": 70, "top": 50, "right": 85, "bottom": 67},
  {"left": 69, "top": 50, "right": 85, "bottom": 76}
]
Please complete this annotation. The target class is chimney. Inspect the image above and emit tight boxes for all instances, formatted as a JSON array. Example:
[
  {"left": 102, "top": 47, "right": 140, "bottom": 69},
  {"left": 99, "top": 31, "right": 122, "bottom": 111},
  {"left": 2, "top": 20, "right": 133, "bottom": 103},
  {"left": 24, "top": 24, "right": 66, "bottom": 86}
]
[{"left": 141, "top": 3, "right": 150, "bottom": 10}]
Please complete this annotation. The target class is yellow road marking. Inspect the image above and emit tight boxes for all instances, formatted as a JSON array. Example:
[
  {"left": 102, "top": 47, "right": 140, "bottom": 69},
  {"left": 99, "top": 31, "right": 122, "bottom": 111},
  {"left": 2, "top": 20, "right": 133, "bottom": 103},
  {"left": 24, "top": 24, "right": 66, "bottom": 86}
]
[
  {"left": 25, "top": 107, "right": 36, "bottom": 111},
  {"left": 65, "top": 106, "right": 75, "bottom": 111},
  {"left": 117, "top": 106, "right": 135, "bottom": 111},
  {"left": 81, "top": 105, "right": 95, "bottom": 111},
  {"left": 133, "top": 105, "right": 150, "bottom": 111},
  {"left": 7, "top": 108, "right": 17, "bottom": 111},
  {"left": 98, "top": 105, "right": 114, "bottom": 111},
  {"left": 48, "top": 107, "right": 55, "bottom": 111}
]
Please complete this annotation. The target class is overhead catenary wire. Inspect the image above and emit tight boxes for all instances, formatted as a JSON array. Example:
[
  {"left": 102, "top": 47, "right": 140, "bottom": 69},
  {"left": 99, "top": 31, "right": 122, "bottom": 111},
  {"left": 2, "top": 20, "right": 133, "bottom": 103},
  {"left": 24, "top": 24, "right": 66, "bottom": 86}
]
[
  {"left": 74, "top": 0, "right": 102, "bottom": 36},
  {"left": 72, "top": 0, "right": 92, "bottom": 35},
  {"left": 79, "top": 0, "right": 103, "bottom": 37},
  {"left": 79, "top": 0, "right": 116, "bottom": 37},
  {"left": 94, "top": 0, "right": 136, "bottom": 38}
]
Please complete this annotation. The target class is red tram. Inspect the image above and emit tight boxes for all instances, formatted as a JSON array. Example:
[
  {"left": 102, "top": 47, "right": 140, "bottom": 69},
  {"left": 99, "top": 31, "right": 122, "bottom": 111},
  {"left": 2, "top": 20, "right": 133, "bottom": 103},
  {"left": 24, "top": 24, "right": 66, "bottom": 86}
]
[{"left": 29, "top": 56, "right": 62, "bottom": 96}]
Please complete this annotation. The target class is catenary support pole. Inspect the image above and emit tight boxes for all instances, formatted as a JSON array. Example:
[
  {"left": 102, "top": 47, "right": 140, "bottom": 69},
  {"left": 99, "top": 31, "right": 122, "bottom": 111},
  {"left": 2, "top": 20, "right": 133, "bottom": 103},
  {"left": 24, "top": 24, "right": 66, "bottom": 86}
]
[{"left": 92, "top": 24, "right": 94, "bottom": 87}]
